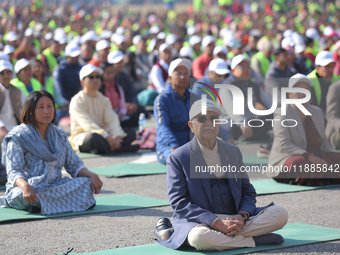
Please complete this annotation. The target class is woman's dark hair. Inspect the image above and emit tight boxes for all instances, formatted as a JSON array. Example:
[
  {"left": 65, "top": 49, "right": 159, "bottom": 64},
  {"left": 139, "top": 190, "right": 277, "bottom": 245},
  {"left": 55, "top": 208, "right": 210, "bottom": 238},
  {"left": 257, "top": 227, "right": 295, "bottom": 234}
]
[
  {"left": 20, "top": 90, "right": 56, "bottom": 126},
  {"left": 99, "top": 62, "right": 121, "bottom": 99}
]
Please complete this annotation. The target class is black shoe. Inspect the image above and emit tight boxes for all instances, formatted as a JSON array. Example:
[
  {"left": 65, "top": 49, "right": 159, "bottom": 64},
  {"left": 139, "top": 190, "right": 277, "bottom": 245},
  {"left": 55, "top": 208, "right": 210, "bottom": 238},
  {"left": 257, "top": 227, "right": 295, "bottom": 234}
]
[
  {"left": 117, "top": 144, "right": 140, "bottom": 153},
  {"left": 154, "top": 218, "right": 173, "bottom": 241},
  {"left": 28, "top": 206, "right": 41, "bottom": 214},
  {"left": 88, "top": 203, "right": 96, "bottom": 210}
]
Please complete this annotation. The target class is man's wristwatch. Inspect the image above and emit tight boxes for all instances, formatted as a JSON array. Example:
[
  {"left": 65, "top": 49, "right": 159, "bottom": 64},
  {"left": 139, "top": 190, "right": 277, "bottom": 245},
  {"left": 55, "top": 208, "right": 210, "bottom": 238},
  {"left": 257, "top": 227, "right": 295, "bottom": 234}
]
[{"left": 238, "top": 212, "right": 247, "bottom": 225}]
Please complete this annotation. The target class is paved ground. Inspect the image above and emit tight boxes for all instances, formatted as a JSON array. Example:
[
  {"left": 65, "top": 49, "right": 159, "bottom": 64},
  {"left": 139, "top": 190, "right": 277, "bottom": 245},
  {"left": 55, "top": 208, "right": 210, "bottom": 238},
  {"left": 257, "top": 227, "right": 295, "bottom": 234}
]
[{"left": 1, "top": 124, "right": 340, "bottom": 254}]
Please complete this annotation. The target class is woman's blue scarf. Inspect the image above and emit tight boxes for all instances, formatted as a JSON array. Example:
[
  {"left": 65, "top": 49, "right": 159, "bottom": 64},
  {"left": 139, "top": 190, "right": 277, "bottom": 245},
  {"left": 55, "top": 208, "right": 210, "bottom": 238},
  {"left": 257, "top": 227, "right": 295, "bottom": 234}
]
[{"left": 2, "top": 123, "right": 63, "bottom": 166}]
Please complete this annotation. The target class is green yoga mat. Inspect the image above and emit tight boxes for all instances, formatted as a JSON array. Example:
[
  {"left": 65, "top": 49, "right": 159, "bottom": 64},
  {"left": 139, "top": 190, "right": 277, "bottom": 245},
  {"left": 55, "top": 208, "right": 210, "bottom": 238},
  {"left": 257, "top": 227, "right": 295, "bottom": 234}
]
[
  {"left": 89, "top": 163, "right": 166, "bottom": 177},
  {"left": 0, "top": 186, "right": 5, "bottom": 190},
  {"left": 0, "top": 194, "right": 168, "bottom": 224},
  {"left": 235, "top": 139, "right": 270, "bottom": 145},
  {"left": 88, "top": 156, "right": 267, "bottom": 178},
  {"left": 57, "top": 222, "right": 340, "bottom": 255},
  {"left": 77, "top": 150, "right": 154, "bottom": 159},
  {"left": 251, "top": 179, "right": 340, "bottom": 195},
  {"left": 242, "top": 155, "right": 268, "bottom": 165}
]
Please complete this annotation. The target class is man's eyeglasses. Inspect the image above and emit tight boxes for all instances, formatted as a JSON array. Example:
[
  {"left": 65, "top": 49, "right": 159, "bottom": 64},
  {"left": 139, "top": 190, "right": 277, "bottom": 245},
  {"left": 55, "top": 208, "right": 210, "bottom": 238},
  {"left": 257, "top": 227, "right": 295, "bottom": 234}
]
[
  {"left": 0, "top": 70, "right": 13, "bottom": 76},
  {"left": 87, "top": 75, "right": 101, "bottom": 80},
  {"left": 236, "top": 65, "right": 251, "bottom": 70},
  {"left": 195, "top": 115, "right": 219, "bottom": 123},
  {"left": 173, "top": 71, "right": 189, "bottom": 77}
]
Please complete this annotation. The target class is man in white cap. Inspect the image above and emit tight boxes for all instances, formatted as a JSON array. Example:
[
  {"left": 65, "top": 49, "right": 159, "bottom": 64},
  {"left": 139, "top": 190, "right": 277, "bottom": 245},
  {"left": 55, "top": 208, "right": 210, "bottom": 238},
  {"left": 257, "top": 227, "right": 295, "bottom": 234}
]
[
  {"left": 155, "top": 98, "right": 288, "bottom": 250},
  {"left": 88, "top": 39, "right": 111, "bottom": 67},
  {"left": 153, "top": 58, "right": 192, "bottom": 164},
  {"left": 294, "top": 44, "right": 313, "bottom": 75},
  {"left": 4, "top": 45, "right": 16, "bottom": 65},
  {"left": 0, "top": 60, "right": 26, "bottom": 185},
  {"left": 150, "top": 43, "right": 173, "bottom": 93},
  {"left": 112, "top": 34, "right": 127, "bottom": 53},
  {"left": 6, "top": 31, "right": 19, "bottom": 48},
  {"left": 219, "top": 54, "right": 273, "bottom": 141},
  {"left": 11, "top": 58, "right": 42, "bottom": 96},
  {"left": 69, "top": 64, "right": 138, "bottom": 155},
  {"left": 37, "top": 35, "right": 63, "bottom": 75},
  {"left": 52, "top": 43, "right": 83, "bottom": 103},
  {"left": 307, "top": 51, "right": 340, "bottom": 113},
  {"left": 189, "top": 35, "right": 202, "bottom": 59},
  {"left": 193, "top": 35, "right": 215, "bottom": 79}
]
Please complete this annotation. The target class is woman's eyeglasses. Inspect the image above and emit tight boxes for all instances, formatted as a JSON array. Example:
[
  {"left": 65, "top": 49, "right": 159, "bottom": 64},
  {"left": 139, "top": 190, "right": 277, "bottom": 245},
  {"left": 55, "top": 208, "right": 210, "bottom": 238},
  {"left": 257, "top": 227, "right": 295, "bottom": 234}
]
[{"left": 195, "top": 115, "right": 219, "bottom": 123}]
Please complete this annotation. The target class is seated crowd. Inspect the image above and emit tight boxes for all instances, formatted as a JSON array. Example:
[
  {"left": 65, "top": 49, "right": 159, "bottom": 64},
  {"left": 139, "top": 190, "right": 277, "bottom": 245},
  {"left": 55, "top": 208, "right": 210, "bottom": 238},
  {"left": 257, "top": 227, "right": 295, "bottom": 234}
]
[{"left": 1, "top": 9, "right": 340, "bottom": 252}]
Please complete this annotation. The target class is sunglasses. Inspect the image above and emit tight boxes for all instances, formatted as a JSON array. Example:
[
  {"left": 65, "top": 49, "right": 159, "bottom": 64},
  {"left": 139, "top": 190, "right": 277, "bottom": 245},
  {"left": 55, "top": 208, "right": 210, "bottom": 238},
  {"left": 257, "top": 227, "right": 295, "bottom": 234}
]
[
  {"left": 87, "top": 75, "right": 101, "bottom": 80},
  {"left": 195, "top": 115, "right": 219, "bottom": 123},
  {"left": 0, "top": 70, "right": 13, "bottom": 76}
]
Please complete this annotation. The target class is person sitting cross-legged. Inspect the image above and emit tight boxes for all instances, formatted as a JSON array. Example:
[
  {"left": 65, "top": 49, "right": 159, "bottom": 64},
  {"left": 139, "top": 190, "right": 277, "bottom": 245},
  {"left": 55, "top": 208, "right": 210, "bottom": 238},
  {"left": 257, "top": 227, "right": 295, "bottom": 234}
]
[
  {"left": 154, "top": 99, "right": 288, "bottom": 251},
  {"left": 68, "top": 64, "right": 139, "bottom": 155}
]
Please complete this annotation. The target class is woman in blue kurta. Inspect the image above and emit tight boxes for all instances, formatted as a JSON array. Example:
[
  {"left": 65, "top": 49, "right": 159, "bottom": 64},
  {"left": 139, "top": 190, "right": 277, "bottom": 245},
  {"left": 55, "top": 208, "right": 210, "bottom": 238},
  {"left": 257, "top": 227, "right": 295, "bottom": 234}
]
[{"left": 0, "top": 90, "right": 103, "bottom": 215}]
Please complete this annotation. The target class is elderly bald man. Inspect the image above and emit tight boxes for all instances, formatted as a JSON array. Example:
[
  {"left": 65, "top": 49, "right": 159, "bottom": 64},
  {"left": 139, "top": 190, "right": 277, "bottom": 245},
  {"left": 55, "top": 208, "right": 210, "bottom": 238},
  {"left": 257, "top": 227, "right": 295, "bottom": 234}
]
[{"left": 154, "top": 99, "right": 288, "bottom": 251}]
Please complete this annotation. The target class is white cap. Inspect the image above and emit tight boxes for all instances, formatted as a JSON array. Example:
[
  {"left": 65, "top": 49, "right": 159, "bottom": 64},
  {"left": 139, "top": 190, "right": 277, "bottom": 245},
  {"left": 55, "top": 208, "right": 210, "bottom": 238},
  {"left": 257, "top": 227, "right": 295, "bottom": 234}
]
[
  {"left": 202, "top": 35, "right": 216, "bottom": 50},
  {"left": 288, "top": 73, "right": 312, "bottom": 88},
  {"left": 315, "top": 51, "right": 336, "bottom": 66},
  {"left": 323, "top": 26, "right": 334, "bottom": 37},
  {"left": 54, "top": 27, "right": 65, "bottom": 36},
  {"left": 0, "top": 60, "right": 13, "bottom": 73},
  {"left": 306, "top": 28, "right": 320, "bottom": 41},
  {"left": 168, "top": 58, "right": 192, "bottom": 76},
  {"left": 281, "top": 37, "right": 295, "bottom": 50},
  {"left": 25, "top": 27, "right": 34, "bottom": 37},
  {"left": 231, "top": 54, "right": 250, "bottom": 70},
  {"left": 4, "top": 45, "right": 15, "bottom": 54},
  {"left": 65, "top": 43, "right": 81, "bottom": 57},
  {"left": 54, "top": 33, "right": 67, "bottom": 44},
  {"left": 79, "top": 64, "right": 103, "bottom": 80},
  {"left": 6, "top": 31, "right": 18, "bottom": 42},
  {"left": 132, "top": 35, "right": 142, "bottom": 45},
  {"left": 223, "top": 35, "right": 236, "bottom": 47},
  {"left": 179, "top": 47, "right": 194, "bottom": 59},
  {"left": 189, "top": 99, "right": 222, "bottom": 120},
  {"left": 116, "top": 26, "right": 125, "bottom": 35},
  {"left": 213, "top": 46, "right": 228, "bottom": 56},
  {"left": 187, "top": 26, "right": 196, "bottom": 36},
  {"left": 159, "top": 43, "right": 172, "bottom": 54},
  {"left": 219, "top": 28, "right": 232, "bottom": 39},
  {"left": 71, "top": 35, "right": 81, "bottom": 45},
  {"left": 44, "top": 32, "right": 53, "bottom": 41},
  {"left": 100, "top": 30, "right": 112, "bottom": 40},
  {"left": 81, "top": 31, "right": 99, "bottom": 44},
  {"left": 14, "top": 58, "right": 30, "bottom": 73},
  {"left": 0, "top": 52, "right": 9, "bottom": 61},
  {"left": 209, "top": 58, "right": 230, "bottom": 75},
  {"left": 157, "top": 32, "right": 166, "bottom": 40},
  {"left": 166, "top": 34, "right": 177, "bottom": 45},
  {"left": 283, "top": 29, "right": 293, "bottom": 38},
  {"left": 189, "top": 35, "right": 201, "bottom": 46},
  {"left": 107, "top": 51, "right": 124, "bottom": 64},
  {"left": 96, "top": 39, "right": 110, "bottom": 52},
  {"left": 292, "top": 34, "right": 304, "bottom": 45},
  {"left": 294, "top": 44, "right": 306, "bottom": 54},
  {"left": 150, "top": 26, "right": 160, "bottom": 34}
]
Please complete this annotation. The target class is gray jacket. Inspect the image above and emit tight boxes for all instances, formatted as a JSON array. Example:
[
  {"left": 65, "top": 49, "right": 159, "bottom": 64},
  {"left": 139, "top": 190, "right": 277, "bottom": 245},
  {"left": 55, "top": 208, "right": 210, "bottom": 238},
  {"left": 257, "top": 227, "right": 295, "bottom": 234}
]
[
  {"left": 268, "top": 104, "right": 332, "bottom": 177},
  {"left": 325, "top": 80, "right": 340, "bottom": 148}
]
